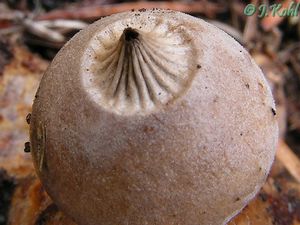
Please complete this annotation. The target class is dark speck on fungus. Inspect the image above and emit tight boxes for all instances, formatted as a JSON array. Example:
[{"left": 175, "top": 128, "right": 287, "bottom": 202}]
[
  {"left": 24, "top": 142, "right": 31, "bottom": 153},
  {"left": 26, "top": 113, "right": 31, "bottom": 124},
  {"left": 235, "top": 197, "right": 241, "bottom": 202}
]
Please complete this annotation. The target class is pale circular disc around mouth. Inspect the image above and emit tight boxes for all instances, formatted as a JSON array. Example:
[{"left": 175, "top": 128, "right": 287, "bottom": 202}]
[{"left": 81, "top": 14, "right": 198, "bottom": 115}]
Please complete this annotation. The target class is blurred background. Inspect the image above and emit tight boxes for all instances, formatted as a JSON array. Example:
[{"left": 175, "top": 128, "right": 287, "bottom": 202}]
[{"left": 0, "top": 0, "right": 300, "bottom": 224}]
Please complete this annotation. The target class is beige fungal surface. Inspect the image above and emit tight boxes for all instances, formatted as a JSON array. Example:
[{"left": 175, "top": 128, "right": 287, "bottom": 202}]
[{"left": 30, "top": 9, "right": 278, "bottom": 225}]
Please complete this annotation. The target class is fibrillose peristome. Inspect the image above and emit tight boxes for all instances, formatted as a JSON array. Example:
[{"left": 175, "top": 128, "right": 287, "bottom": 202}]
[{"left": 81, "top": 13, "right": 198, "bottom": 115}]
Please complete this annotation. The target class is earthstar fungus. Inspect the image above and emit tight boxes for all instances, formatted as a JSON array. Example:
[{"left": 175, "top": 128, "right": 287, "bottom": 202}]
[{"left": 29, "top": 9, "right": 278, "bottom": 225}]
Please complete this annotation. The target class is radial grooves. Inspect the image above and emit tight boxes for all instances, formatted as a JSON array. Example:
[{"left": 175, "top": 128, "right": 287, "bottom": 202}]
[
  {"left": 87, "top": 27, "right": 195, "bottom": 114},
  {"left": 135, "top": 44, "right": 159, "bottom": 104},
  {"left": 135, "top": 42, "right": 159, "bottom": 105},
  {"left": 107, "top": 43, "right": 125, "bottom": 98},
  {"left": 136, "top": 43, "right": 175, "bottom": 96},
  {"left": 137, "top": 42, "right": 178, "bottom": 95},
  {"left": 141, "top": 41, "right": 184, "bottom": 82},
  {"left": 127, "top": 46, "right": 140, "bottom": 106}
]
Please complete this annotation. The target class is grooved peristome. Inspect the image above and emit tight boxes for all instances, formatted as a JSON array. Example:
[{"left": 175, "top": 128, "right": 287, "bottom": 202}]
[{"left": 81, "top": 16, "right": 197, "bottom": 115}]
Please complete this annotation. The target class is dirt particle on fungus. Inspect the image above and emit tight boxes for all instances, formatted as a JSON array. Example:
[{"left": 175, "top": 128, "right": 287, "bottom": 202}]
[
  {"left": 271, "top": 108, "right": 277, "bottom": 116},
  {"left": 143, "top": 126, "right": 155, "bottom": 133},
  {"left": 235, "top": 197, "right": 240, "bottom": 202},
  {"left": 196, "top": 64, "right": 201, "bottom": 69},
  {"left": 131, "top": 9, "right": 134, "bottom": 12},
  {"left": 24, "top": 142, "right": 31, "bottom": 153},
  {"left": 139, "top": 8, "right": 146, "bottom": 12},
  {"left": 213, "top": 96, "right": 219, "bottom": 103},
  {"left": 240, "top": 132, "right": 243, "bottom": 136},
  {"left": 26, "top": 113, "right": 31, "bottom": 124},
  {"left": 245, "top": 83, "right": 250, "bottom": 89}
]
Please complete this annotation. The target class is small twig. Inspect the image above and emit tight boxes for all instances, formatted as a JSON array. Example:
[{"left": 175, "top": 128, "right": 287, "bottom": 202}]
[
  {"left": 20, "top": 18, "right": 87, "bottom": 43},
  {"left": 267, "top": 27, "right": 282, "bottom": 53},
  {"left": 0, "top": 7, "right": 87, "bottom": 43},
  {"left": 243, "top": 0, "right": 259, "bottom": 44},
  {"left": 36, "top": 1, "right": 226, "bottom": 21},
  {"left": 37, "top": 20, "right": 87, "bottom": 30},
  {"left": 23, "top": 18, "right": 65, "bottom": 42},
  {"left": 228, "top": 0, "right": 240, "bottom": 30},
  {"left": 276, "top": 140, "right": 300, "bottom": 183}
]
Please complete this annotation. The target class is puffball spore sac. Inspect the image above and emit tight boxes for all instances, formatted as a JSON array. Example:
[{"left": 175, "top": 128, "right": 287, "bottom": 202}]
[{"left": 30, "top": 9, "right": 278, "bottom": 225}]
